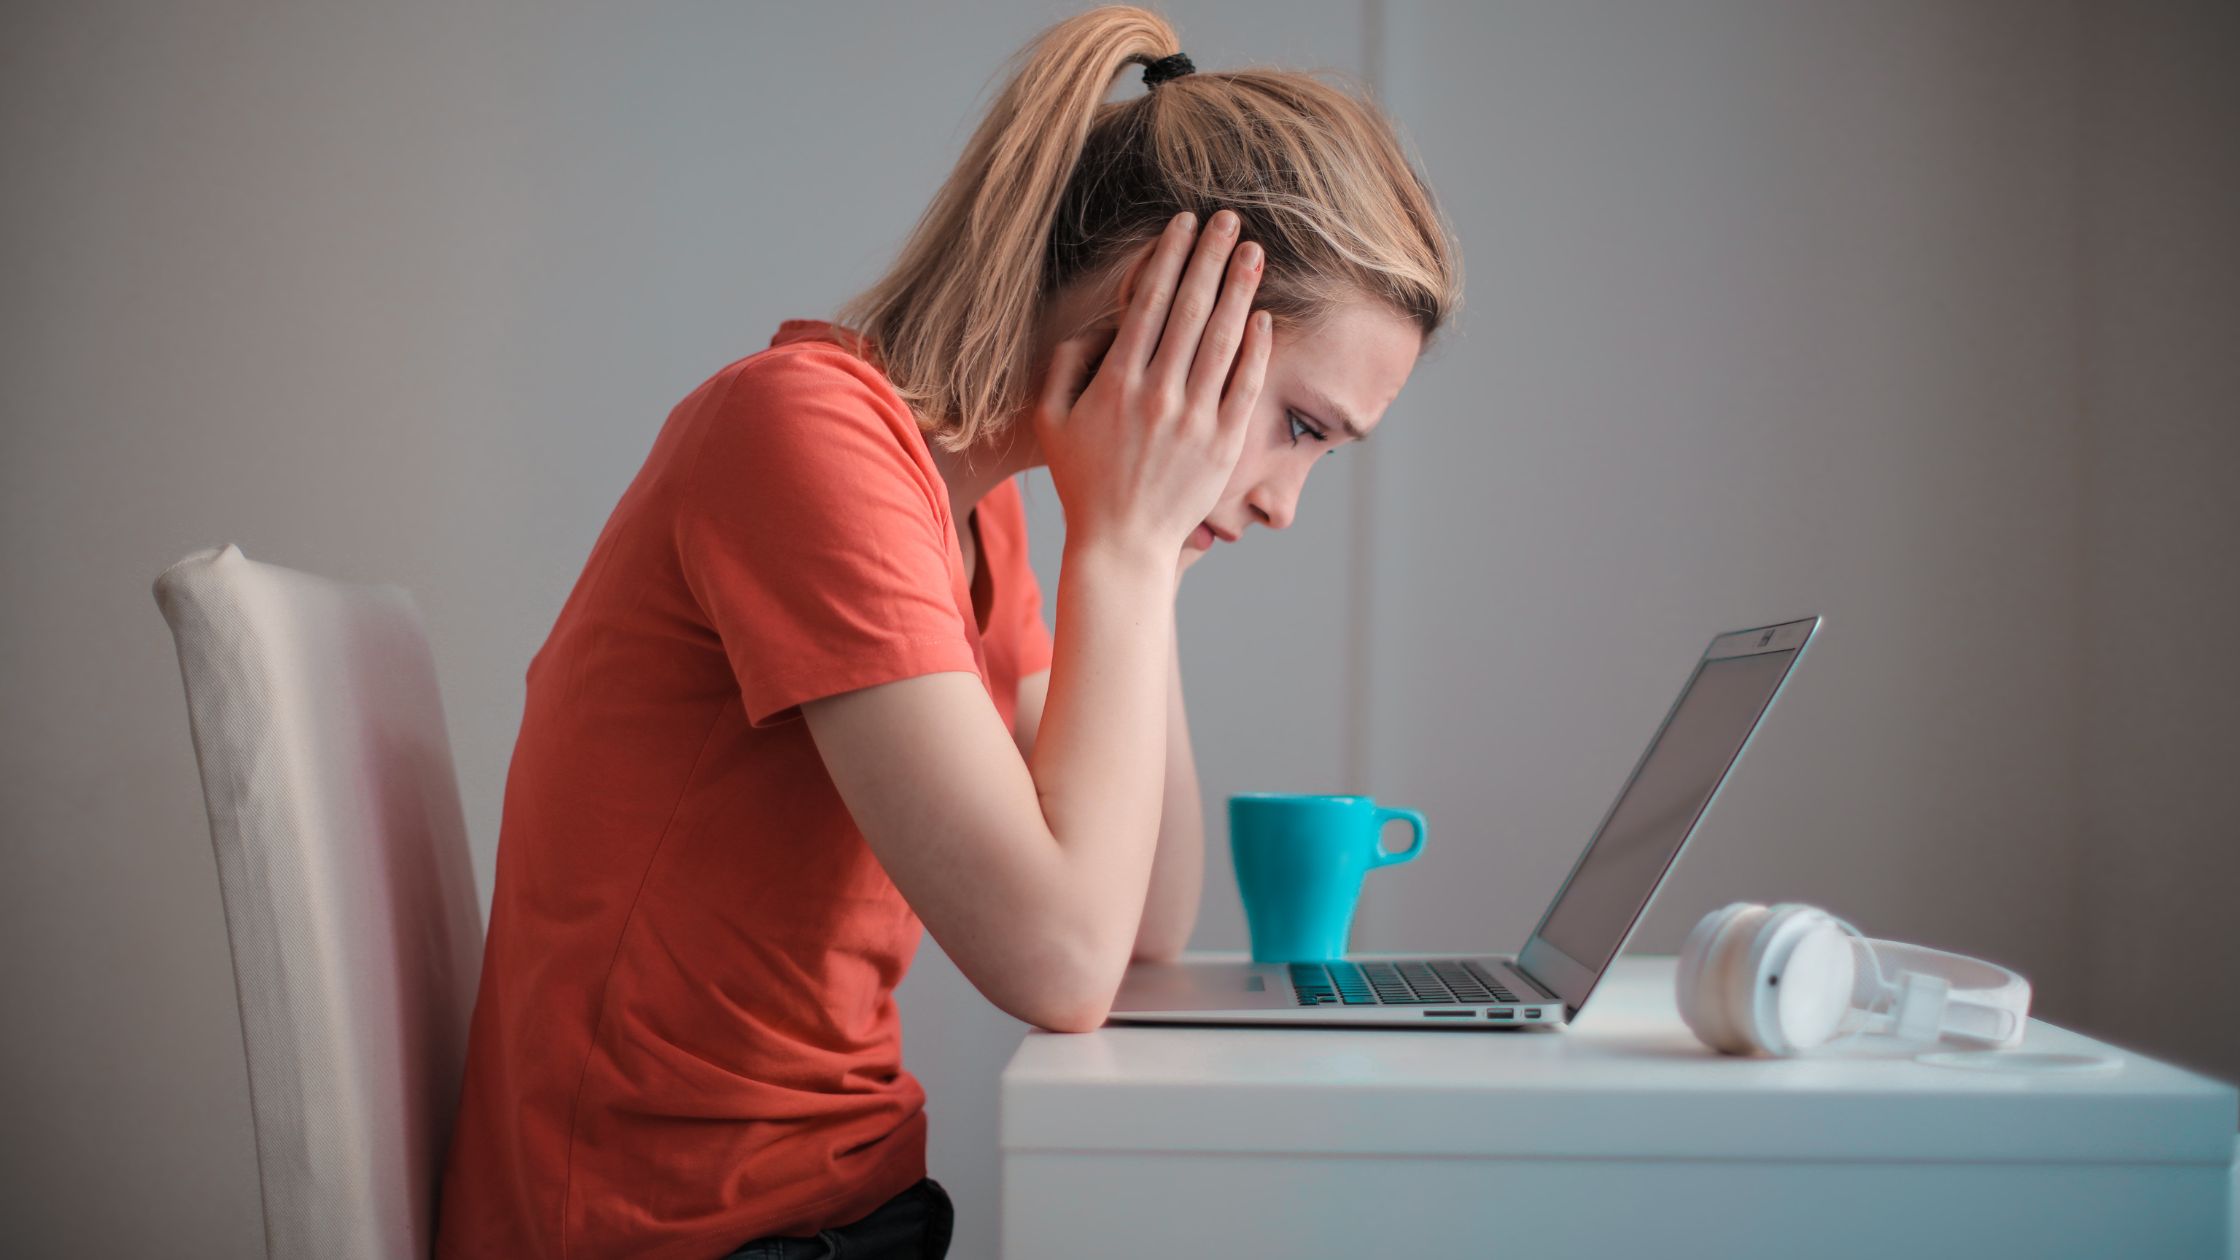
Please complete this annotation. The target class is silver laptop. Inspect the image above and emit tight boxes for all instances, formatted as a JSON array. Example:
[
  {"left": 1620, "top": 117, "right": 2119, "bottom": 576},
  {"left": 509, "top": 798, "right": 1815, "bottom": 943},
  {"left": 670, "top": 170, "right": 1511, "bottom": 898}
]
[{"left": 1108, "top": 616, "right": 1820, "bottom": 1030}]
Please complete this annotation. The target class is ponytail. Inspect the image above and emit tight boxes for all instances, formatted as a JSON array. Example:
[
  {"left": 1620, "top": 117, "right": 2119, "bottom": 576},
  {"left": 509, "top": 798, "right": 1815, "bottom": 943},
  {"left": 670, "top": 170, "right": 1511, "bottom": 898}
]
[{"left": 834, "top": 8, "right": 1177, "bottom": 454}]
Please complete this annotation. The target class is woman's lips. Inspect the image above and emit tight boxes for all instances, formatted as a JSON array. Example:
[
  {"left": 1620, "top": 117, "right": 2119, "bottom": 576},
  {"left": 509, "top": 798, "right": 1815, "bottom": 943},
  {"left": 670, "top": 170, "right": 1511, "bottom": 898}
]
[{"left": 1189, "top": 522, "right": 1216, "bottom": 549}]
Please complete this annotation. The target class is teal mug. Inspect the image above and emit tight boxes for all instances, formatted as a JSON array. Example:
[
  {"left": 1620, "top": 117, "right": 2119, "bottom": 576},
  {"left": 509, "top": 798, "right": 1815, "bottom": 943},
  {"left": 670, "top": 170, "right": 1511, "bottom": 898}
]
[{"left": 1229, "top": 793, "right": 1428, "bottom": 963}]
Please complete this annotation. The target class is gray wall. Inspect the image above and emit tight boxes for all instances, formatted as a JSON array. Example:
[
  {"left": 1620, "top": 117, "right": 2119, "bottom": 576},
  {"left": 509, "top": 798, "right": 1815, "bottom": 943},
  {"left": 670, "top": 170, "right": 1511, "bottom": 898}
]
[
  {"left": 2074, "top": 0, "right": 2240, "bottom": 1087},
  {"left": 1, "top": 2, "right": 2231, "bottom": 1255}
]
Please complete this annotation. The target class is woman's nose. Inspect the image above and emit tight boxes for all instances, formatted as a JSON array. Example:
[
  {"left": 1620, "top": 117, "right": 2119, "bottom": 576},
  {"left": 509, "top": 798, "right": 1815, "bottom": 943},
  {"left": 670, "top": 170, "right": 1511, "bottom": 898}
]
[{"left": 1246, "top": 476, "right": 1302, "bottom": 532}]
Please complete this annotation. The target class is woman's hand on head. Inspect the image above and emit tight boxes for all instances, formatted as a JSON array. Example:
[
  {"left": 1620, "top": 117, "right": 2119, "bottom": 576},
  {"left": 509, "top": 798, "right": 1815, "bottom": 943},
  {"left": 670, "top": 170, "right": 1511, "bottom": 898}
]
[{"left": 1032, "top": 209, "right": 1272, "bottom": 568}]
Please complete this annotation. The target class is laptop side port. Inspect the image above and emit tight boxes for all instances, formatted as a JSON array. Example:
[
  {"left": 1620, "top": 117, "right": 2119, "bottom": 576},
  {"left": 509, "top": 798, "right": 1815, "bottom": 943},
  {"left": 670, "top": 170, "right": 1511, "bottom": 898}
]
[
  {"left": 1488, "top": 1008, "right": 1515, "bottom": 1019},
  {"left": 1523, "top": 1007, "right": 1543, "bottom": 1019},
  {"left": 1423, "top": 1010, "right": 1473, "bottom": 1018}
]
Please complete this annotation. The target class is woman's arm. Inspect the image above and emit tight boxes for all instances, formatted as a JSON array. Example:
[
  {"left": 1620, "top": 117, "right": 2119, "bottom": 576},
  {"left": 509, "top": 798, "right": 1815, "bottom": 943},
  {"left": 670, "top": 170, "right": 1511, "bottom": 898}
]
[
  {"left": 1133, "top": 613, "right": 1203, "bottom": 960},
  {"left": 803, "top": 539, "right": 1175, "bottom": 1034},
  {"left": 1012, "top": 609, "right": 1205, "bottom": 964}
]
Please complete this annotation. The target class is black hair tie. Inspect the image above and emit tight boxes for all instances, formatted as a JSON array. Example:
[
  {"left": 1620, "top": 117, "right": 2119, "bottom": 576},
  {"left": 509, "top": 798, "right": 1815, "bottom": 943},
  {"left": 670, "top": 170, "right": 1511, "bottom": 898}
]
[{"left": 1143, "top": 52, "right": 1195, "bottom": 88}]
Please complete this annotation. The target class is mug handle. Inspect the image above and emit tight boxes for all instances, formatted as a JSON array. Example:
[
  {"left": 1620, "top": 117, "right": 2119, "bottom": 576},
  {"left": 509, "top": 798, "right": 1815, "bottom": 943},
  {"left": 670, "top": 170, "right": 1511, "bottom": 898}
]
[{"left": 1369, "top": 807, "right": 1427, "bottom": 868}]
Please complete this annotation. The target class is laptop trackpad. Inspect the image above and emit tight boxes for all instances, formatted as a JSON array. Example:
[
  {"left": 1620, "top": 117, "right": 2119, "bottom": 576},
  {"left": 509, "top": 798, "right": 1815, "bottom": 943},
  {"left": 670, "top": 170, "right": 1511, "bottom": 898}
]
[{"left": 1113, "top": 959, "right": 1288, "bottom": 1013}]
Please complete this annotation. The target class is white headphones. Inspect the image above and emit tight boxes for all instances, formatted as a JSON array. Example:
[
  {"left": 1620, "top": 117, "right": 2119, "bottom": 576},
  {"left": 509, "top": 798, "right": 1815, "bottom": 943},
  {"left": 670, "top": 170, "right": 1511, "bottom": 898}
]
[{"left": 1675, "top": 902, "right": 2033, "bottom": 1057}]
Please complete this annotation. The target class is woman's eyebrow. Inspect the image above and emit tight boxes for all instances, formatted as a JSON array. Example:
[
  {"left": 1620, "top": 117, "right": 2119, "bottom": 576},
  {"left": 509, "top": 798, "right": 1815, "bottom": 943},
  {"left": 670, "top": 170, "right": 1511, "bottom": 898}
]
[{"left": 1300, "top": 384, "right": 1370, "bottom": 443}]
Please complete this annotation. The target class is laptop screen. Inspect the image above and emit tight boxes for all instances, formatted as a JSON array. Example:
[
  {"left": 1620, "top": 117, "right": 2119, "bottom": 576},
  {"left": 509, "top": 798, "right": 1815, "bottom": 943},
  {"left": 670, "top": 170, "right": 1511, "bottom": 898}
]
[{"left": 1518, "top": 618, "right": 1815, "bottom": 1015}]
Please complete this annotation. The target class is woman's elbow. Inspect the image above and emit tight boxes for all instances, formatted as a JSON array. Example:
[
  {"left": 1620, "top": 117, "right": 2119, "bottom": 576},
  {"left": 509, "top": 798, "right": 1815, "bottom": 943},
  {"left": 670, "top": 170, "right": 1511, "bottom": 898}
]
[{"left": 1025, "top": 1000, "right": 1112, "bottom": 1035}]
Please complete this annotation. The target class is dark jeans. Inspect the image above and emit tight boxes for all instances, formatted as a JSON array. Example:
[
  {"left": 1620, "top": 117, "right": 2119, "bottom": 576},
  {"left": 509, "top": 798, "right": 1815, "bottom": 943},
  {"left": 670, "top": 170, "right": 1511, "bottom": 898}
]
[{"left": 726, "top": 1178, "right": 953, "bottom": 1260}]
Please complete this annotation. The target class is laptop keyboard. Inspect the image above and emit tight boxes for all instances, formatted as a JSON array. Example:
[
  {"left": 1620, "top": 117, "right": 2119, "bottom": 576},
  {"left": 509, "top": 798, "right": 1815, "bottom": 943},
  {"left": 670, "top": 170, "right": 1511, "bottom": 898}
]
[{"left": 1288, "top": 959, "right": 1521, "bottom": 1006}]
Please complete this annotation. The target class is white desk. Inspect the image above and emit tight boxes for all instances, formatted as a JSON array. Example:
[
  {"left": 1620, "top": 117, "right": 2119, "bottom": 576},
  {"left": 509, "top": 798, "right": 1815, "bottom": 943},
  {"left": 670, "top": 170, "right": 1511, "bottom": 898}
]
[{"left": 1001, "top": 955, "right": 2238, "bottom": 1259}]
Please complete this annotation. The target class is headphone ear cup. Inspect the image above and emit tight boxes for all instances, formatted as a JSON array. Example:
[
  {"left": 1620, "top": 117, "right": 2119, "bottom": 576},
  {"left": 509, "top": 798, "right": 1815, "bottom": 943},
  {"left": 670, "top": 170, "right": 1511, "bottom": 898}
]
[
  {"left": 1769, "top": 915, "right": 1857, "bottom": 1052},
  {"left": 1676, "top": 903, "right": 1754, "bottom": 1051},
  {"left": 1723, "top": 904, "right": 1799, "bottom": 1054},
  {"left": 1686, "top": 903, "right": 1773, "bottom": 1054}
]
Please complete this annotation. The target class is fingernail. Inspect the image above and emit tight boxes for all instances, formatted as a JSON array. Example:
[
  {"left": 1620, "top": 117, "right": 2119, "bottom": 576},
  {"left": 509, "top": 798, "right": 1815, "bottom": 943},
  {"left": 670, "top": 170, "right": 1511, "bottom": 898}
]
[
  {"left": 1243, "top": 243, "right": 1262, "bottom": 269},
  {"left": 1176, "top": 211, "right": 1196, "bottom": 232}
]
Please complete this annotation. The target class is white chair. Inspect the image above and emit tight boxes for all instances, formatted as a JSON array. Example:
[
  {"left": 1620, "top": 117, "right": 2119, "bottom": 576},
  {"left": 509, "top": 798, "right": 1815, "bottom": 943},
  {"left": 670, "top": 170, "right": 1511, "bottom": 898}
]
[{"left": 154, "top": 542, "right": 485, "bottom": 1260}]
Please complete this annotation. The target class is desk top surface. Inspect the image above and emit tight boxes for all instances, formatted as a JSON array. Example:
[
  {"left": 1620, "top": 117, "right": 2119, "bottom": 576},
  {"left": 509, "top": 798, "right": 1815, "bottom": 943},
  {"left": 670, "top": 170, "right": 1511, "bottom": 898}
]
[{"left": 1001, "top": 956, "right": 2237, "bottom": 1163}]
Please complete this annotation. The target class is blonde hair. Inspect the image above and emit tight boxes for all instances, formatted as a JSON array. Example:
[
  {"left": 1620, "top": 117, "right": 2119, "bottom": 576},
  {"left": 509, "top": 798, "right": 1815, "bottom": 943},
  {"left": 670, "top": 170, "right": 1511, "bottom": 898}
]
[{"left": 832, "top": 4, "right": 1464, "bottom": 455}]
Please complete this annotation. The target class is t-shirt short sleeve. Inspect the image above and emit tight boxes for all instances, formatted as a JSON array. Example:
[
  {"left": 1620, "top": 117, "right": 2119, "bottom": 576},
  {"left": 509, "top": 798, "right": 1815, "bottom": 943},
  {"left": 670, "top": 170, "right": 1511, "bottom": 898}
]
[{"left": 670, "top": 343, "right": 980, "bottom": 728}]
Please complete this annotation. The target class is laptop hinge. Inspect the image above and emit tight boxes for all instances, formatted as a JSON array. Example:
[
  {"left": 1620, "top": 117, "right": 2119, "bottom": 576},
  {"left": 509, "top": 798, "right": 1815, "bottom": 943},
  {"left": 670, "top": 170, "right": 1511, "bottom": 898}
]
[{"left": 1512, "top": 964, "right": 1559, "bottom": 1001}]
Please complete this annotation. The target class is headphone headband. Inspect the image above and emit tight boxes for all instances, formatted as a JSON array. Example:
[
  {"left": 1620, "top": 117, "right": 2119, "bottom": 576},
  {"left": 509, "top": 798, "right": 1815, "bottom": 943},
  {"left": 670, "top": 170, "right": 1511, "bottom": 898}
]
[{"left": 1854, "top": 937, "right": 2031, "bottom": 1046}]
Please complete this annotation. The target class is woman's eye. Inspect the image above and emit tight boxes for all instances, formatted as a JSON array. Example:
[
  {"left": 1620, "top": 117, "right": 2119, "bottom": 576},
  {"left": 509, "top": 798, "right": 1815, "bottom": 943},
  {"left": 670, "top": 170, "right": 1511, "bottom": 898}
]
[{"left": 1286, "top": 411, "right": 1328, "bottom": 447}]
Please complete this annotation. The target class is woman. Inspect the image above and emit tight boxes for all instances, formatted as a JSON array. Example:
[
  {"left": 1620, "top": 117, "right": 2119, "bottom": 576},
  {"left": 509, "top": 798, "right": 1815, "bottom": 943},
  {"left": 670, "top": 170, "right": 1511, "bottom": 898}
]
[{"left": 436, "top": 6, "right": 1461, "bottom": 1258}]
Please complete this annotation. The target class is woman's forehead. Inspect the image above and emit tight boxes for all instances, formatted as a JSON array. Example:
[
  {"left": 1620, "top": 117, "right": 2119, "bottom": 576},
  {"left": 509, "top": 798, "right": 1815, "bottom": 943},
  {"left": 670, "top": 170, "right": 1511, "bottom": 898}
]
[{"left": 1273, "top": 302, "right": 1422, "bottom": 434}]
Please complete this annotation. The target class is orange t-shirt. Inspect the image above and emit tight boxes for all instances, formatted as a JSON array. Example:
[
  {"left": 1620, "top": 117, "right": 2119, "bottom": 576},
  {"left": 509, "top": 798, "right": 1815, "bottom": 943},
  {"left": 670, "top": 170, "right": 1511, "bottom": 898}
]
[{"left": 435, "top": 319, "right": 1055, "bottom": 1259}]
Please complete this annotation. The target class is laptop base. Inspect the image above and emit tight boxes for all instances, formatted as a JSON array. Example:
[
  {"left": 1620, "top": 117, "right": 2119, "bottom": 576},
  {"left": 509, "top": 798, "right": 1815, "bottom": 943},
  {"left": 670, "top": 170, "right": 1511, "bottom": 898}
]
[{"left": 1107, "top": 955, "right": 1567, "bottom": 1030}]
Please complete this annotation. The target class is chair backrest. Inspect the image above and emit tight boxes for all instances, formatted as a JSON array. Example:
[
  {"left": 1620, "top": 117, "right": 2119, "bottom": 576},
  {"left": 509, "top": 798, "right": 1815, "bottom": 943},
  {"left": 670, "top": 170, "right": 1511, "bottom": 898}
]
[{"left": 154, "top": 543, "right": 485, "bottom": 1260}]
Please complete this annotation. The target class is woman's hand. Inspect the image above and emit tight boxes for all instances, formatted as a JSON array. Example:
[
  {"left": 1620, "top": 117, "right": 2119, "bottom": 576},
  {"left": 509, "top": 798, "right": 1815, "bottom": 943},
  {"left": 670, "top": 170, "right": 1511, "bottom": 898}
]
[{"left": 1032, "top": 209, "right": 1272, "bottom": 569}]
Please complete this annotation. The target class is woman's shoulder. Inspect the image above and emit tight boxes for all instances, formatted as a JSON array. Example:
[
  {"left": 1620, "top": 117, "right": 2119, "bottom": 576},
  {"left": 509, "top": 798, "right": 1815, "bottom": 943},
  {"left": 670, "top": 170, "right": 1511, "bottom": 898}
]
[
  {"left": 767, "top": 317, "right": 878, "bottom": 360},
  {"left": 687, "top": 320, "right": 921, "bottom": 448},
  {"left": 662, "top": 320, "right": 941, "bottom": 510},
  {"left": 712, "top": 319, "right": 895, "bottom": 406},
  {"left": 756, "top": 318, "right": 878, "bottom": 373}
]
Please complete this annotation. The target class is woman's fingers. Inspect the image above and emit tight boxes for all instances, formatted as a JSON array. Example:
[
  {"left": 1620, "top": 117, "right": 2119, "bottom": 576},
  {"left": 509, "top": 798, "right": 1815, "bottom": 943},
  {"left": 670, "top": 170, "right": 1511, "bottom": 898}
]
[
  {"left": 1106, "top": 212, "right": 1198, "bottom": 376},
  {"left": 1185, "top": 239, "right": 1261, "bottom": 414},
  {"left": 1216, "top": 310, "right": 1275, "bottom": 456},
  {"left": 1146, "top": 209, "right": 1242, "bottom": 393}
]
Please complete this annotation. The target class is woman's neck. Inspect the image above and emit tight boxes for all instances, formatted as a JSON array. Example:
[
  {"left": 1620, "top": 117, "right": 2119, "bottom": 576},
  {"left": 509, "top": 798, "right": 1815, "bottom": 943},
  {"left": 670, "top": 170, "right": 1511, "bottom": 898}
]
[
  {"left": 917, "top": 295, "right": 1091, "bottom": 537},
  {"left": 924, "top": 419, "right": 1040, "bottom": 537}
]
